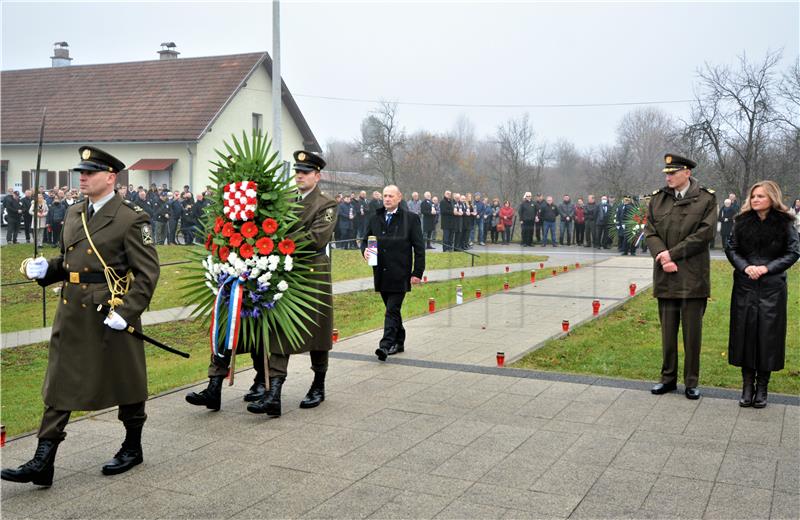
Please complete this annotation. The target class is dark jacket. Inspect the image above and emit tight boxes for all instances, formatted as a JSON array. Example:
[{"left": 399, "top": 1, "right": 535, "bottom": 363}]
[
  {"left": 539, "top": 203, "right": 558, "bottom": 222},
  {"left": 439, "top": 196, "right": 454, "bottom": 230},
  {"left": 154, "top": 199, "right": 172, "bottom": 222},
  {"left": 584, "top": 202, "right": 598, "bottom": 222},
  {"left": 596, "top": 202, "right": 611, "bottom": 225},
  {"left": 47, "top": 200, "right": 68, "bottom": 225},
  {"left": 362, "top": 207, "right": 425, "bottom": 293},
  {"left": 519, "top": 200, "right": 536, "bottom": 223},
  {"left": 3, "top": 195, "right": 23, "bottom": 222},
  {"left": 420, "top": 198, "right": 436, "bottom": 230},
  {"left": 644, "top": 178, "right": 717, "bottom": 299},
  {"left": 725, "top": 210, "right": 799, "bottom": 371}
]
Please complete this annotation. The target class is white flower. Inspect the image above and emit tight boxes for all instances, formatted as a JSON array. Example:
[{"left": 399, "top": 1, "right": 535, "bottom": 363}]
[
  {"left": 273, "top": 293, "right": 283, "bottom": 301},
  {"left": 205, "top": 272, "right": 213, "bottom": 282},
  {"left": 283, "top": 255, "right": 293, "bottom": 271},
  {"left": 250, "top": 268, "right": 261, "bottom": 278},
  {"left": 258, "top": 272, "right": 273, "bottom": 284},
  {"left": 277, "top": 280, "right": 289, "bottom": 292}
]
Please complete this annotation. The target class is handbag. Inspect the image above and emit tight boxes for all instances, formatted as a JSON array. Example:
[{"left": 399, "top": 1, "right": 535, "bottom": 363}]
[{"left": 497, "top": 222, "right": 505, "bottom": 232}]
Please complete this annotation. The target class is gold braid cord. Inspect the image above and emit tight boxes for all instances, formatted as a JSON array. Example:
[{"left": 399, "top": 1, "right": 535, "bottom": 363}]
[{"left": 81, "top": 212, "right": 132, "bottom": 310}]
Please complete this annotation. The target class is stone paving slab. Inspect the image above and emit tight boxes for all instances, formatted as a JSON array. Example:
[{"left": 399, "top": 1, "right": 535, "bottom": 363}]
[{"left": 2, "top": 354, "right": 798, "bottom": 519}]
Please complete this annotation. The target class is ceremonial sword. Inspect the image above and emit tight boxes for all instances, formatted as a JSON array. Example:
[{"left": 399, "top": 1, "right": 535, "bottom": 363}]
[
  {"left": 96, "top": 305, "right": 190, "bottom": 358},
  {"left": 32, "top": 108, "right": 47, "bottom": 259}
]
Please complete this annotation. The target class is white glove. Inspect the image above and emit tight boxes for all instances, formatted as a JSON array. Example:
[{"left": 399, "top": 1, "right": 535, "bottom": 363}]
[
  {"left": 103, "top": 311, "right": 128, "bottom": 331},
  {"left": 25, "top": 257, "right": 49, "bottom": 279}
]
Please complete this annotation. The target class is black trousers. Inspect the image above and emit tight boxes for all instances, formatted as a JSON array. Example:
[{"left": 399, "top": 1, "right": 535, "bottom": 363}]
[
  {"left": 658, "top": 298, "right": 707, "bottom": 388},
  {"left": 442, "top": 229, "right": 453, "bottom": 251},
  {"left": 521, "top": 222, "right": 534, "bottom": 246},
  {"left": 6, "top": 218, "right": 20, "bottom": 243},
  {"left": 585, "top": 221, "right": 596, "bottom": 247},
  {"left": 38, "top": 402, "right": 146, "bottom": 442},
  {"left": 380, "top": 291, "right": 406, "bottom": 349},
  {"left": 168, "top": 219, "right": 179, "bottom": 244},
  {"left": 575, "top": 223, "right": 585, "bottom": 245}
]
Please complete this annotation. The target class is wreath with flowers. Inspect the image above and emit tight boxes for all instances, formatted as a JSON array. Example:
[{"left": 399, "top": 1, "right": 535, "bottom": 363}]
[
  {"left": 183, "top": 131, "right": 327, "bottom": 358},
  {"left": 608, "top": 200, "right": 648, "bottom": 247}
]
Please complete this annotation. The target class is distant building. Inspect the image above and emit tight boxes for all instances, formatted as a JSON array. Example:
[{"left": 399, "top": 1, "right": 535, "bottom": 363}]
[{"left": 0, "top": 43, "right": 319, "bottom": 193}]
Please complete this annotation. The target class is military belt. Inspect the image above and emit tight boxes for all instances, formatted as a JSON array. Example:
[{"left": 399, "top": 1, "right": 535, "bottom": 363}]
[{"left": 68, "top": 272, "right": 106, "bottom": 284}]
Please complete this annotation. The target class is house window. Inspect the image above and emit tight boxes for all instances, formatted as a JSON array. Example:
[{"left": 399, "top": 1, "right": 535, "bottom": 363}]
[{"left": 252, "top": 113, "right": 263, "bottom": 135}]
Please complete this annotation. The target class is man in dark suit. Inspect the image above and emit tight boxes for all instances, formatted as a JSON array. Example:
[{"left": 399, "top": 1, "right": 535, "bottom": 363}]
[
  {"left": 420, "top": 191, "right": 436, "bottom": 249},
  {"left": 362, "top": 185, "right": 425, "bottom": 361}
]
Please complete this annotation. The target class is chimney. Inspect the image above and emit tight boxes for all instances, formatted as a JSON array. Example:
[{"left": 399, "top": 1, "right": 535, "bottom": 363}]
[
  {"left": 50, "top": 42, "right": 72, "bottom": 67},
  {"left": 158, "top": 42, "right": 179, "bottom": 60}
]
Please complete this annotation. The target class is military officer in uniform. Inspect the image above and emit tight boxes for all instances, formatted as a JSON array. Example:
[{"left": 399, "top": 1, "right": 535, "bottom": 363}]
[
  {"left": 645, "top": 153, "right": 717, "bottom": 400},
  {"left": 186, "top": 150, "right": 337, "bottom": 417},
  {"left": 2, "top": 147, "right": 160, "bottom": 487}
]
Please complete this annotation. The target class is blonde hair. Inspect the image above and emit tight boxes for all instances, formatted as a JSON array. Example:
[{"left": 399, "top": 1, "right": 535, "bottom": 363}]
[{"left": 740, "top": 180, "right": 790, "bottom": 215}]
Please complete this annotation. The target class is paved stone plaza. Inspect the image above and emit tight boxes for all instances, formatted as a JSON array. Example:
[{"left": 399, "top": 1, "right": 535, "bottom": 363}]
[{"left": 2, "top": 256, "right": 798, "bottom": 519}]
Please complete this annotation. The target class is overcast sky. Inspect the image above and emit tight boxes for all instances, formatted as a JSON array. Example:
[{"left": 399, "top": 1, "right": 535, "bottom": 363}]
[{"left": 2, "top": 1, "right": 798, "bottom": 151}]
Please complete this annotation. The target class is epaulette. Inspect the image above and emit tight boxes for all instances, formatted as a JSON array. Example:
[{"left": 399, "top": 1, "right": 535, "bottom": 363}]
[
  {"left": 121, "top": 200, "right": 144, "bottom": 213},
  {"left": 652, "top": 189, "right": 661, "bottom": 196},
  {"left": 701, "top": 186, "right": 715, "bottom": 194}
]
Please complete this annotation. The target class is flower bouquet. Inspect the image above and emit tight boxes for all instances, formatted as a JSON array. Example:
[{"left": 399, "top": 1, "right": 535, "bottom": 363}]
[{"left": 183, "top": 131, "right": 328, "bottom": 361}]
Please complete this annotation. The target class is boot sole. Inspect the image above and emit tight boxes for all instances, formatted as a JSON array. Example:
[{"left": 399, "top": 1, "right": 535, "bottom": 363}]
[
  {"left": 185, "top": 395, "right": 221, "bottom": 411},
  {"left": 1, "top": 469, "right": 53, "bottom": 487},
  {"left": 752, "top": 403, "right": 767, "bottom": 409}
]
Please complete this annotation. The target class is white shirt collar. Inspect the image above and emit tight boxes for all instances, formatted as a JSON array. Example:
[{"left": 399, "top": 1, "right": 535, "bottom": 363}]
[{"left": 89, "top": 191, "right": 116, "bottom": 213}]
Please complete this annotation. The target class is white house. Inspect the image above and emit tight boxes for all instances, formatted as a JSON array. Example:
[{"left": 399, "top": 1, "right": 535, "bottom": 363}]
[{"left": 1, "top": 43, "right": 320, "bottom": 194}]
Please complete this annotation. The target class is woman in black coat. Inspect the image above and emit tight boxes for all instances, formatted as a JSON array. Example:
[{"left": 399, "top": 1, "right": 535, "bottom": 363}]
[{"left": 725, "top": 180, "right": 799, "bottom": 408}]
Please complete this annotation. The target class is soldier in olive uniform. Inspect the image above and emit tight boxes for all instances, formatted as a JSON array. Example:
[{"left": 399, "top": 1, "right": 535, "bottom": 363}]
[
  {"left": 2, "top": 147, "right": 160, "bottom": 487},
  {"left": 186, "top": 150, "right": 337, "bottom": 417},
  {"left": 645, "top": 154, "right": 717, "bottom": 400}
]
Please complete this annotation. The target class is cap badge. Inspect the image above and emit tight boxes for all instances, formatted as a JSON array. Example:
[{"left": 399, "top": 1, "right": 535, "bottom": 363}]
[
  {"left": 298, "top": 152, "right": 306, "bottom": 161},
  {"left": 665, "top": 155, "right": 672, "bottom": 164},
  {"left": 82, "top": 149, "right": 92, "bottom": 160}
]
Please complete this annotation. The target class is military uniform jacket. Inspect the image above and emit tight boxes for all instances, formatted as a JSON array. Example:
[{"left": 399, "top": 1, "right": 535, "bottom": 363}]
[
  {"left": 271, "top": 185, "right": 337, "bottom": 354},
  {"left": 37, "top": 194, "right": 160, "bottom": 410},
  {"left": 644, "top": 178, "right": 717, "bottom": 299}
]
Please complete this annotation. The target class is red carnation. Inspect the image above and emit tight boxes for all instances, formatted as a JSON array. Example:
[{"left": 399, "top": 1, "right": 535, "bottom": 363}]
[
  {"left": 205, "top": 234, "right": 213, "bottom": 250},
  {"left": 212, "top": 244, "right": 219, "bottom": 254},
  {"left": 241, "top": 221, "right": 258, "bottom": 238},
  {"left": 229, "top": 233, "right": 244, "bottom": 247},
  {"left": 256, "top": 237, "right": 274, "bottom": 255},
  {"left": 278, "top": 238, "right": 296, "bottom": 255},
  {"left": 221, "top": 222, "right": 235, "bottom": 238},
  {"left": 219, "top": 246, "right": 230, "bottom": 262},
  {"left": 262, "top": 218, "right": 278, "bottom": 235},
  {"left": 214, "top": 216, "right": 224, "bottom": 233},
  {"left": 239, "top": 243, "right": 254, "bottom": 259}
]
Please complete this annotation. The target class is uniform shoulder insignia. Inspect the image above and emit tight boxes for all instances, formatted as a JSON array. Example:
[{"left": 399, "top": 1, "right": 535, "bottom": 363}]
[
  {"left": 701, "top": 186, "right": 715, "bottom": 194},
  {"left": 131, "top": 204, "right": 143, "bottom": 213},
  {"left": 123, "top": 199, "right": 130, "bottom": 204},
  {"left": 141, "top": 223, "right": 154, "bottom": 245},
  {"left": 324, "top": 207, "right": 335, "bottom": 223},
  {"left": 652, "top": 189, "right": 661, "bottom": 196}
]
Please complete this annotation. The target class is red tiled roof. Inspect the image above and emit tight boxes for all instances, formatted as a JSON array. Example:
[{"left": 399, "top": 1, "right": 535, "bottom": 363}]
[
  {"left": 128, "top": 158, "right": 177, "bottom": 170},
  {"left": 1, "top": 52, "right": 320, "bottom": 151}
]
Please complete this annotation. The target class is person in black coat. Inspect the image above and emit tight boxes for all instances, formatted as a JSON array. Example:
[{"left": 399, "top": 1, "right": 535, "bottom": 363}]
[
  {"left": 718, "top": 199, "right": 736, "bottom": 249},
  {"left": 420, "top": 191, "right": 436, "bottom": 249},
  {"left": 439, "top": 191, "right": 454, "bottom": 252},
  {"left": 361, "top": 186, "right": 425, "bottom": 361},
  {"left": 725, "top": 180, "right": 799, "bottom": 408}
]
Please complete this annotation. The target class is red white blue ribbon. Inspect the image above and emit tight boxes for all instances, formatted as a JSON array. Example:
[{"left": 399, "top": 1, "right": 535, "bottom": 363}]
[{"left": 210, "top": 275, "right": 247, "bottom": 358}]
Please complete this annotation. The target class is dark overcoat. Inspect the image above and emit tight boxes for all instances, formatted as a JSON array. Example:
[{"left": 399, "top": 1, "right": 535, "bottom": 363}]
[
  {"left": 362, "top": 207, "right": 425, "bottom": 293},
  {"left": 270, "top": 185, "right": 337, "bottom": 354},
  {"left": 37, "top": 194, "right": 160, "bottom": 410},
  {"left": 420, "top": 199, "right": 436, "bottom": 231},
  {"left": 644, "top": 178, "right": 718, "bottom": 299},
  {"left": 725, "top": 210, "right": 799, "bottom": 371},
  {"left": 439, "top": 197, "right": 454, "bottom": 230}
]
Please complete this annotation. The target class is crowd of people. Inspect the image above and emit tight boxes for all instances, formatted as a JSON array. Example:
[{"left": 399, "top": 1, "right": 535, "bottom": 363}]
[
  {"left": 2, "top": 183, "right": 215, "bottom": 246},
  {"left": 329, "top": 188, "right": 800, "bottom": 253}
]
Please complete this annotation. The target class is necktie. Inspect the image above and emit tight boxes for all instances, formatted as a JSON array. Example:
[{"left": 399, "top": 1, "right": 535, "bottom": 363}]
[
  {"left": 677, "top": 193, "right": 683, "bottom": 201},
  {"left": 385, "top": 213, "right": 393, "bottom": 226},
  {"left": 87, "top": 204, "right": 95, "bottom": 220}
]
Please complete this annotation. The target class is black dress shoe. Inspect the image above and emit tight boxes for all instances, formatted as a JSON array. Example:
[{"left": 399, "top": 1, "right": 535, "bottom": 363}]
[
  {"left": 101, "top": 446, "right": 143, "bottom": 475},
  {"left": 375, "top": 347, "right": 388, "bottom": 361},
  {"left": 243, "top": 382, "right": 266, "bottom": 402},
  {"left": 386, "top": 344, "right": 404, "bottom": 355},
  {"left": 651, "top": 382, "right": 677, "bottom": 395},
  {"left": 685, "top": 387, "right": 701, "bottom": 400}
]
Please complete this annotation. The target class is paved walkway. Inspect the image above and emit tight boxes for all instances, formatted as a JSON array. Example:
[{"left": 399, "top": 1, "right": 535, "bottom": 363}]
[{"left": 2, "top": 256, "right": 798, "bottom": 519}]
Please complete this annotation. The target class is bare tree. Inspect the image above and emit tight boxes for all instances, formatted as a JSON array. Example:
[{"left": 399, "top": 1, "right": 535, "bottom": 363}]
[
  {"left": 495, "top": 113, "right": 536, "bottom": 201},
  {"left": 357, "top": 101, "right": 406, "bottom": 185},
  {"left": 692, "top": 50, "right": 783, "bottom": 196},
  {"left": 616, "top": 107, "right": 680, "bottom": 194}
]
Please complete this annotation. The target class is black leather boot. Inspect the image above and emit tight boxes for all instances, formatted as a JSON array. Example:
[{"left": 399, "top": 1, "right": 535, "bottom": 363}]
[
  {"left": 300, "top": 372, "right": 325, "bottom": 409},
  {"left": 1, "top": 439, "right": 60, "bottom": 487},
  {"left": 739, "top": 367, "right": 756, "bottom": 407},
  {"left": 753, "top": 371, "right": 770, "bottom": 409},
  {"left": 185, "top": 375, "right": 224, "bottom": 411},
  {"left": 247, "top": 377, "right": 284, "bottom": 417},
  {"left": 243, "top": 380, "right": 266, "bottom": 402},
  {"left": 102, "top": 426, "right": 143, "bottom": 476}
]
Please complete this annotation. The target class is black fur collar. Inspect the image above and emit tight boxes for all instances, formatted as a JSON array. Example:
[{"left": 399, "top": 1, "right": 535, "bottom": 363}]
[{"left": 733, "top": 209, "right": 794, "bottom": 257}]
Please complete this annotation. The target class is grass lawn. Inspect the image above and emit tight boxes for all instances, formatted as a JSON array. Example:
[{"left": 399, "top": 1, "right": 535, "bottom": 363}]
[
  {"left": 0, "top": 242, "right": 544, "bottom": 333},
  {"left": 513, "top": 262, "right": 800, "bottom": 396},
  {"left": 0, "top": 264, "right": 562, "bottom": 437}
]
